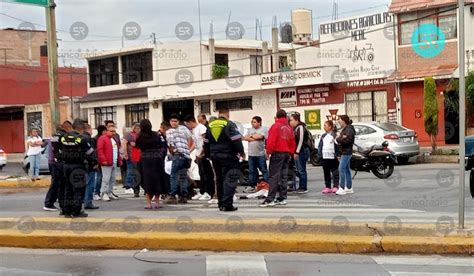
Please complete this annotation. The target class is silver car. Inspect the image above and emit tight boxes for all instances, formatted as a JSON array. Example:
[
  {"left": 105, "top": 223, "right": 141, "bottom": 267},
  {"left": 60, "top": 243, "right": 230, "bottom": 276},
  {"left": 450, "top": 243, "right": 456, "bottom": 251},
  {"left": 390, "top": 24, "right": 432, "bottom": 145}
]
[
  {"left": 23, "top": 140, "right": 50, "bottom": 174},
  {"left": 0, "top": 147, "right": 7, "bottom": 170},
  {"left": 352, "top": 122, "right": 420, "bottom": 164}
]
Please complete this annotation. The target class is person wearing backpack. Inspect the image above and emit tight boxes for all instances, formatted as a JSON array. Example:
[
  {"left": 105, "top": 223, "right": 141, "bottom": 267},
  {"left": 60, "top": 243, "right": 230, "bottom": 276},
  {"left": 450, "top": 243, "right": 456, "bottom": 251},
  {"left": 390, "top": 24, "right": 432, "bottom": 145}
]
[
  {"left": 318, "top": 120, "right": 340, "bottom": 194},
  {"left": 289, "top": 112, "right": 312, "bottom": 194}
]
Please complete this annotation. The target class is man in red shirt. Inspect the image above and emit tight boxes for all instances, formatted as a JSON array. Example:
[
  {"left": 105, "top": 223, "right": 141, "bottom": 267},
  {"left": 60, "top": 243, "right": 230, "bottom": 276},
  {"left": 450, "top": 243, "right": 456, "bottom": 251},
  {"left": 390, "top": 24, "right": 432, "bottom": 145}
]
[
  {"left": 97, "top": 125, "right": 123, "bottom": 201},
  {"left": 260, "top": 109, "right": 296, "bottom": 207}
]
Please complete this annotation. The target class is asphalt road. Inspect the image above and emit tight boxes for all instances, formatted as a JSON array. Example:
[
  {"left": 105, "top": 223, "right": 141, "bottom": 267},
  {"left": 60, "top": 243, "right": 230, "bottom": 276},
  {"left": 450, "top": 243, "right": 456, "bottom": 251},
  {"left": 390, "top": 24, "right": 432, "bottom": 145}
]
[
  {"left": 0, "top": 163, "right": 472, "bottom": 226},
  {"left": 0, "top": 248, "right": 472, "bottom": 275}
]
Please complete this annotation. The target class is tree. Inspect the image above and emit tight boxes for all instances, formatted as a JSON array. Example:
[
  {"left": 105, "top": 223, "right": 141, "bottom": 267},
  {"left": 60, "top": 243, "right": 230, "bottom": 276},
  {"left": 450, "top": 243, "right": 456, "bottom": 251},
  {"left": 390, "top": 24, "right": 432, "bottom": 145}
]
[
  {"left": 445, "top": 70, "right": 474, "bottom": 133},
  {"left": 423, "top": 77, "right": 438, "bottom": 151}
]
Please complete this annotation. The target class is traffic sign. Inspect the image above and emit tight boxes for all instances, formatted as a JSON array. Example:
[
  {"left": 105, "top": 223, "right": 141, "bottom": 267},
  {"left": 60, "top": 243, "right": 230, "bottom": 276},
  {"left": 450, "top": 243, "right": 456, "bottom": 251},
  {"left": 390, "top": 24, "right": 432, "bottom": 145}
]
[{"left": 4, "top": 0, "right": 49, "bottom": 7}]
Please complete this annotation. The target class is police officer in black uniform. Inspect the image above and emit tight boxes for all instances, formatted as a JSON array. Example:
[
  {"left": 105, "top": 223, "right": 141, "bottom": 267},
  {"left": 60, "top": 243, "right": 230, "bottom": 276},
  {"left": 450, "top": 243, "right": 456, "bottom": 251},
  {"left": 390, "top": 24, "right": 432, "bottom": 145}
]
[
  {"left": 58, "top": 119, "right": 96, "bottom": 218},
  {"left": 204, "top": 108, "right": 244, "bottom": 212}
]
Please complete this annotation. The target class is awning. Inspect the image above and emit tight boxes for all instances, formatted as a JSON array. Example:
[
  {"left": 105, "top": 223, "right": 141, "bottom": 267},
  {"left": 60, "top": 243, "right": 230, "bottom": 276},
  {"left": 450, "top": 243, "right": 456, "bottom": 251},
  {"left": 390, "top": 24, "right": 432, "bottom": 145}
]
[
  {"left": 387, "top": 64, "right": 458, "bottom": 83},
  {"left": 77, "top": 88, "right": 148, "bottom": 103},
  {"left": 389, "top": 0, "right": 474, "bottom": 14}
]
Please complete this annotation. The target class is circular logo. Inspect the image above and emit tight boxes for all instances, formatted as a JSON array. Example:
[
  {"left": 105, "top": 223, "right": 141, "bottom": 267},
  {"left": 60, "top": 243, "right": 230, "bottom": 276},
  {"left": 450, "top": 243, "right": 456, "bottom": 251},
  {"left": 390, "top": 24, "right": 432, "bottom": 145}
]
[
  {"left": 122, "top": 216, "right": 142, "bottom": 234},
  {"left": 383, "top": 21, "right": 396, "bottom": 41},
  {"left": 17, "top": 216, "right": 36, "bottom": 234},
  {"left": 69, "top": 22, "right": 89, "bottom": 41},
  {"left": 384, "top": 170, "right": 402, "bottom": 188},
  {"left": 226, "top": 22, "right": 245, "bottom": 40},
  {"left": 278, "top": 71, "right": 297, "bottom": 87},
  {"left": 224, "top": 168, "right": 241, "bottom": 189},
  {"left": 175, "top": 69, "right": 194, "bottom": 88},
  {"left": 383, "top": 216, "right": 402, "bottom": 234},
  {"left": 124, "top": 68, "right": 142, "bottom": 89},
  {"left": 331, "top": 216, "right": 349, "bottom": 233},
  {"left": 435, "top": 216, "right": 455, "bottom": 235},
  {"left": 225, "top": 216, "right": 244, "bottom": 234},
  {"left": 175, "top": 216, "right": 193, "bottom": 234},
  {"left": 436, "top": 169, "right": 455, "bottom": 188},
  {"left": 444, "top": 121, "right": 456, "bottom": 141},
  {"left": 330, "top": 69, "right": 349, "bottom": 83},
  {"left": 70, "top": 218, "right": 89, "bottom": 234},
  {"left": 69, "top": 168, "right": 87, "bottom": 189},
  {"left": 17, "top": 21, "right": 36, "bottom": 40},
  {"left": 225, "top": 69, "right": 244, "bottom": 88},
  {"left": 175, "top": 22, "right": 194, "bottom": 40},
  {"left": 278, "top": 216, "right": 296, "bottom": 233},
  {"left": 122, "top": 22, "right": 141, "bottom": 40},
  {"left": 411, "top": 24, "right": 445, "bottom": 59}
]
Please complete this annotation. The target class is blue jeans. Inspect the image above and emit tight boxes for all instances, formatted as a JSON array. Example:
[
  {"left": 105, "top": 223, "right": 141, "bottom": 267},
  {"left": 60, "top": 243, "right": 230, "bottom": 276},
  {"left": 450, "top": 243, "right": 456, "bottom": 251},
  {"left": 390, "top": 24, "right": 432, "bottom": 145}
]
[
  {"left": 170, "top": 156, "right": 190, "bottom": 196},
  {"left": 339, "top": 154, "right": 352, "bottom": 189},
  {"left": 94, "top": 169, "right": 102, "bottom": 196},
  {"left": 248, "top": 155, "right": 269, "bottom": 187},
  {"left": 84, "top": 171, "right": 96, "bottom": 207},
  {"left": 28, "top": 154, "right": 41, "bottom": 178},
  {"left": 295, "top": 147, "right": 310, "bottom": 190},
  {"left": 125, "top": 160, "right": 137, "bottom": 189}
]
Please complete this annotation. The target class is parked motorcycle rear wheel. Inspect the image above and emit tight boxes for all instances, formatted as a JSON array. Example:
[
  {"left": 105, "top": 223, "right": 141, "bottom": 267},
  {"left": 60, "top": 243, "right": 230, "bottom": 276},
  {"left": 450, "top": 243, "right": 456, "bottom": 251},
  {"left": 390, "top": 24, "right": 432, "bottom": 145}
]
[{"left": 371, "top": 157, "right": 395, "bottom": 179}]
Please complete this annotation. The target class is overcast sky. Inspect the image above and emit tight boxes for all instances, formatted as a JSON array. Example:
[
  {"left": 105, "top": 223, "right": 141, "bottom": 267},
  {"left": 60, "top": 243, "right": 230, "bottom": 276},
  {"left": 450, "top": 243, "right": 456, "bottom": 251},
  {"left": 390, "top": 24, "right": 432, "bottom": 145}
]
[{"left": 0, "top": 0, "right": 389, "bottom": 66}]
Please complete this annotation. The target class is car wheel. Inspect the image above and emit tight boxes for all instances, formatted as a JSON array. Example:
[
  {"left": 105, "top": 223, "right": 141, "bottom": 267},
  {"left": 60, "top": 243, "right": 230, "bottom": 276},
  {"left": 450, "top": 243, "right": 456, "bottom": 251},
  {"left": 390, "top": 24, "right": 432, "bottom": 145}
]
[
  {"left": 310, "top": 150, "right": 321, "bottom": 166},
  {"left": 239, "top": 162, "right": 249, "bottom": 186},
  {"left": 397, "top": 156, "right": 410, "bottom": 165},
  {"left": 23, "top": 163, "right": 30, "bottom": 174}
]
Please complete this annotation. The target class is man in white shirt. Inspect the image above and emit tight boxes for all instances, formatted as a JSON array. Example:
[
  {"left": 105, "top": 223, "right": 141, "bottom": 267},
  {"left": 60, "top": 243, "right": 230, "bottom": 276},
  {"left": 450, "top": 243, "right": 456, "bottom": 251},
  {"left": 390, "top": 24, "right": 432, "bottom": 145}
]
[
  {"left": 243, "top": 116, "right": 269, "bottom": 193},
  {"left": 184, "top": 115, "right": 215, "bottom": 201}
]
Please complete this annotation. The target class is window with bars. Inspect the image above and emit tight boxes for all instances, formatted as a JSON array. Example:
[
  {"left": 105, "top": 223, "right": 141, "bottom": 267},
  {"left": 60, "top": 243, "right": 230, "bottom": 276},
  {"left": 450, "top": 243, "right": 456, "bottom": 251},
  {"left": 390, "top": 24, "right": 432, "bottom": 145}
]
[
  {"left": 94, "top": 106, "right": 117, "bottom": 128},
  {"left": 250, "top": 55, "right": 263, "bottom": 75},
  {"left": 215, "top": 97, "right": 252, "bottom": 111},
  {"left": 121, "top": 51, "right": 153, "bottom": 84},
  {"left": 125, "top": 104, "right": 149, "bottom": 127},
  {"left": 89, "top": 57, "right": 119, "bottom": 87},
  {"left": 345, "top": 91, "right": 387, "bottom": 123},
  {"left": 398, "top": 7, "right": 457, "bottom": 45},
  {"left": 200, "top": 101, "right": 211, "bottom": 114}
]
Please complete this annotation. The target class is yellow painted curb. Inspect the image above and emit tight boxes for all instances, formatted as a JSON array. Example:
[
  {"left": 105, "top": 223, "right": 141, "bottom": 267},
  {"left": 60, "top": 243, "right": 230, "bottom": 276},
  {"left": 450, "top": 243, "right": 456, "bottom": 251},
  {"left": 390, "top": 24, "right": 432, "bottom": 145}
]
[{"left": 0, "top": 179, "right": 50, "bottom": 188}]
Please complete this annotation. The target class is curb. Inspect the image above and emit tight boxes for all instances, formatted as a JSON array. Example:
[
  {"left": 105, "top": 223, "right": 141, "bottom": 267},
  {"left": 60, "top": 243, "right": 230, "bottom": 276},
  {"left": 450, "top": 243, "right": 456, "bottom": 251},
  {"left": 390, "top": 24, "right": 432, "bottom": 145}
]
[
  {"left": 1, "top": 217, "right": 472, "bottom": 254},
  {"left": 414, "top": 155, "right": 459, "bottom": 164},
  {"left": 0, "top": 178, "right": 50, "bottom": 188}
]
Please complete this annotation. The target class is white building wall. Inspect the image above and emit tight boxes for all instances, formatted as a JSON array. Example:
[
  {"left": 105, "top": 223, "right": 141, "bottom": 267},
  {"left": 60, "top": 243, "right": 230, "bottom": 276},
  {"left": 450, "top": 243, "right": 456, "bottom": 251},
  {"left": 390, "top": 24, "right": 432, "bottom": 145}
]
[{"left": 465, "top": 6, "right": 474, "bottom": 72}]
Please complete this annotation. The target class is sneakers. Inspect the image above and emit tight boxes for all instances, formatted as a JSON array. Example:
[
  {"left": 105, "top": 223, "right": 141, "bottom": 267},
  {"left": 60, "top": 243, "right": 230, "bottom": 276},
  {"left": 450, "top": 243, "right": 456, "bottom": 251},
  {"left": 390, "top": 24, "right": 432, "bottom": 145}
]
[
  {"left": 179, "top": 196, "right": 188, "bottom": 204},
  {"left": 109, "top": 193, "right": 119, "bottom": 200},
  {"left": 335, "top": 187, "right": 347, "bottom": 195},
  {"left": 93, "top": 194, "right": 101, "bottom": 201},
  {"left": 296, "top": 189, "right": 308, "bottom": 194},
  {"left": 243, "top": 186, "right": 256, "bottom": 193},
  {"left": 166, "top": 195, "right": 178, "bottom": 204},
  {"left": 331, "top": 187, "right": 339, "bottom": 193},
  {"left": 322, "top": 188, "right": 332, "bottom": 194},
  {"left": 221, "top": 206, "right": 238, "bottom": 212},
  {"left": 208, "top": 198, "right": 218, "bottom": 204},
  {"left": 233, "top": 195, "right": 238, "bottom": 201},
  {"left": 275, "top": 199, "right": 287, "bottom": 206},
  {"left": 65, "top": 211, "right": 88, "bottom": 218},
  {"left": 345, "top": 188, "right": 354, "bottom": 194},
  {"left": 198, "top": 193, "right": 211, "bottom": 201},
  {"left": 192, "top": 192, "right": 203, "bottom": 200},
  {"left": 259, "top": 200, "right": 276, "bottom": 207},
  {"left": 43, "top": 205, "right": 59, "bottom": 211},
  {"left": 124, "top": 188, "right": 134, "bottom": 194},
  {"left": 101, "top": 193, "right": 111, "bottom": 201}
]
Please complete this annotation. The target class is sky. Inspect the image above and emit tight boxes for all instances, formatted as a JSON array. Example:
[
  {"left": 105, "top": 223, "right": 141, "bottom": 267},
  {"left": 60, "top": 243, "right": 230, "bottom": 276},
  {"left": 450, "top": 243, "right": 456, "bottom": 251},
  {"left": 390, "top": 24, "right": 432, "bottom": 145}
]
[{"left": 0, "top": 0, "right": 390, "bottom": 66}]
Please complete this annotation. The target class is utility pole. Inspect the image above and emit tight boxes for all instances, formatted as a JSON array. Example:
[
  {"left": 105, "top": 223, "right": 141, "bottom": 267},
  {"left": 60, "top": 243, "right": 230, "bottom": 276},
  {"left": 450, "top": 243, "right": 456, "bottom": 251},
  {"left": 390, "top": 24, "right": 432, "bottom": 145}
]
[
  {"left": 70, "top": 65, "right": 74, "bottom": 120},
  {"left": 457, "top": 0, "right": 466, "bottom": 229},
  {"left": 46, "top": 0, "right": 60, "bottom": 135}
]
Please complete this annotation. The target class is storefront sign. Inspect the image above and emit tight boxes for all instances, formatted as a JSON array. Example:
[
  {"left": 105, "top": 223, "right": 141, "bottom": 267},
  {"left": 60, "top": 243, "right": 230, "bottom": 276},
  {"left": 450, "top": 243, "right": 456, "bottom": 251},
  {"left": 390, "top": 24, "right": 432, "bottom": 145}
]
[
  {"left": 346, "top": 78, "right": 386, "bottom": 88},
  {"left": 297, "top": 84, "right": 344, "bottom": 106},
  {"left": 305, "top": 109, "right": 321, "bottom": 130},
  {"left": 278, "top": 87, "right": 297, "bottom": 107},
  {"left": 261, "top": 70, "right": 322, "bottom": 86},
  {"left": 388, "top": 108, "right": 397, "bottom": 123}
]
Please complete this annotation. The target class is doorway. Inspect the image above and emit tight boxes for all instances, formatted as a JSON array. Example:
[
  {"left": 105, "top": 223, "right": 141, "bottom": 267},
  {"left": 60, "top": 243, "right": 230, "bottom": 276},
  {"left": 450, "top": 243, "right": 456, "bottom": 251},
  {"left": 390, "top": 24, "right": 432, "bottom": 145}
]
[{"left": 162, "top": 99, "right": 195, "bottom": 122}]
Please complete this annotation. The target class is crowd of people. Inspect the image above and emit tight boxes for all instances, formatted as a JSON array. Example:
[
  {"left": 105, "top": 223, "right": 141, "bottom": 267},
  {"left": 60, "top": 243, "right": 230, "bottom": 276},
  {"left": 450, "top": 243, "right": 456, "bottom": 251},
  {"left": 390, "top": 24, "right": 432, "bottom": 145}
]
[{"left": 28, "top": 108, "right": 356, "bottom": 218}]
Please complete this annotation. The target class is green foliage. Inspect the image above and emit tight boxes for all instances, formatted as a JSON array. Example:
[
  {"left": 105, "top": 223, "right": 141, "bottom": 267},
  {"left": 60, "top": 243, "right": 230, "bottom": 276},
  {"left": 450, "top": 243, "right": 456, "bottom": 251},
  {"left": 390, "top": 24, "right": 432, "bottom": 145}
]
[
  {"left": 444, "top": 71, "right": 474, "bottom": 130},
  {"left": 212, "top": 64, "right": 229, "bottom": 79},
  {"left": 423, "top": 77, "right": 438, "bottom": 151}
]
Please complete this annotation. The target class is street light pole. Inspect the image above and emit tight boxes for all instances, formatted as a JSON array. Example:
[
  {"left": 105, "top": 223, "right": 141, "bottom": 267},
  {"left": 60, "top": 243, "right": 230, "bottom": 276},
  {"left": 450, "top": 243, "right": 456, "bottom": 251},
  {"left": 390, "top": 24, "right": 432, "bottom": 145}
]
[
  {"left": 45, "top": 0, "right": 60, "bottom": 135},
  {"left": 458, "top": 0, "right": 466, "bottom": 229}
]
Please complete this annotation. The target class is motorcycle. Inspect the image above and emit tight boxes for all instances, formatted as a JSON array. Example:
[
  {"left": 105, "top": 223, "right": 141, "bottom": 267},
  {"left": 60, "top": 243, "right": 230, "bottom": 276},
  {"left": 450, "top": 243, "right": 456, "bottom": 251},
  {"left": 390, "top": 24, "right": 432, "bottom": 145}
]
[{"left": 350, "top": 141, "right": 395, "bottom": 179}]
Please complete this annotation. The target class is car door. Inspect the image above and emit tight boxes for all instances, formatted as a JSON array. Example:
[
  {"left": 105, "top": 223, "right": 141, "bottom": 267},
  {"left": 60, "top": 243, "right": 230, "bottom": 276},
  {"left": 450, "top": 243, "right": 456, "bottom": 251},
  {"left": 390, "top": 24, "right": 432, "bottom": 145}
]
[
  {"left": 353, "top": 125, "right": 367, "bottom": 148},
  {"left": 364, "top": 125, "right": 382, "bottom": 146}
]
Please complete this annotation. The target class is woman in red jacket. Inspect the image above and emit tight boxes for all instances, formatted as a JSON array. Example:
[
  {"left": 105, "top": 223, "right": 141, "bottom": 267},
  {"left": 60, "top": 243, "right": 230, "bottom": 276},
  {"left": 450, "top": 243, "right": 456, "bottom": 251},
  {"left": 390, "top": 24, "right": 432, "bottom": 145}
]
[{"left": 97, "top": 125, "right": 122, "bottom": 201}]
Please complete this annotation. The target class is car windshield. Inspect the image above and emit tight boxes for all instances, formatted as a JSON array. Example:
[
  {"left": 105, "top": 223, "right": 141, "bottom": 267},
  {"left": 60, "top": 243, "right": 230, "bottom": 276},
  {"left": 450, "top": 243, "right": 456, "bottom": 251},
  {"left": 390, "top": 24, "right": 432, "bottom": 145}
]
[{"left": 373, "top": 123, "right": 406, "bottom": 132}]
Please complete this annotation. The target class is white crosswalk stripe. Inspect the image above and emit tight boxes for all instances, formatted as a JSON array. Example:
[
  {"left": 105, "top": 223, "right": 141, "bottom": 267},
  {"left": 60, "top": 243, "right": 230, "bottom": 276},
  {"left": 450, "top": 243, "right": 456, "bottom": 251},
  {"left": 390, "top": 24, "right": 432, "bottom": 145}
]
[{"left": 206, "top": 255, "right": 269, "bottom": 276}]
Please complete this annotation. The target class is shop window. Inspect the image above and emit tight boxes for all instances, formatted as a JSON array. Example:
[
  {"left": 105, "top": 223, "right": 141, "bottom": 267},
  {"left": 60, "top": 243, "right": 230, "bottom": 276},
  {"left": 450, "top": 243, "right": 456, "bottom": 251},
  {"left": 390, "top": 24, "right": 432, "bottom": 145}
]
[
  {"left": 125, "top": 104, "right": 149, "bottom": 127},
  {"left": 346, "top": 91, "right": 387, "bottom": 123},
  {"left": 89, "top": 57, "right": 119, "bottom": 87},
  {"left": 121, "top": 51, "right": 153, "bottom": 84}
]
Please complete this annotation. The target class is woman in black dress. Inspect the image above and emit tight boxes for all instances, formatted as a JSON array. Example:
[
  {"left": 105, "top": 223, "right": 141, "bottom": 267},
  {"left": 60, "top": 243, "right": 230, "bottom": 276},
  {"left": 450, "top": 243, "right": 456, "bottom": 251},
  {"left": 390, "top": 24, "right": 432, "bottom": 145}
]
[{"left": 136, "top": 119, "right": 166, "bottom": 209}]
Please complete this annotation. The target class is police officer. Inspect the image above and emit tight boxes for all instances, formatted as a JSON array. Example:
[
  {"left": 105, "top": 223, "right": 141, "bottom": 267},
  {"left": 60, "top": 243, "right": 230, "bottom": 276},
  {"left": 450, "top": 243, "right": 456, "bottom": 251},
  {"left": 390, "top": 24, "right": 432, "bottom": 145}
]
[
  {"left": 204, "top": 108, "right": 244, "bottom": 212},
  {"left": 57, "top": 119, "right": 96, "bottom": 218}
]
